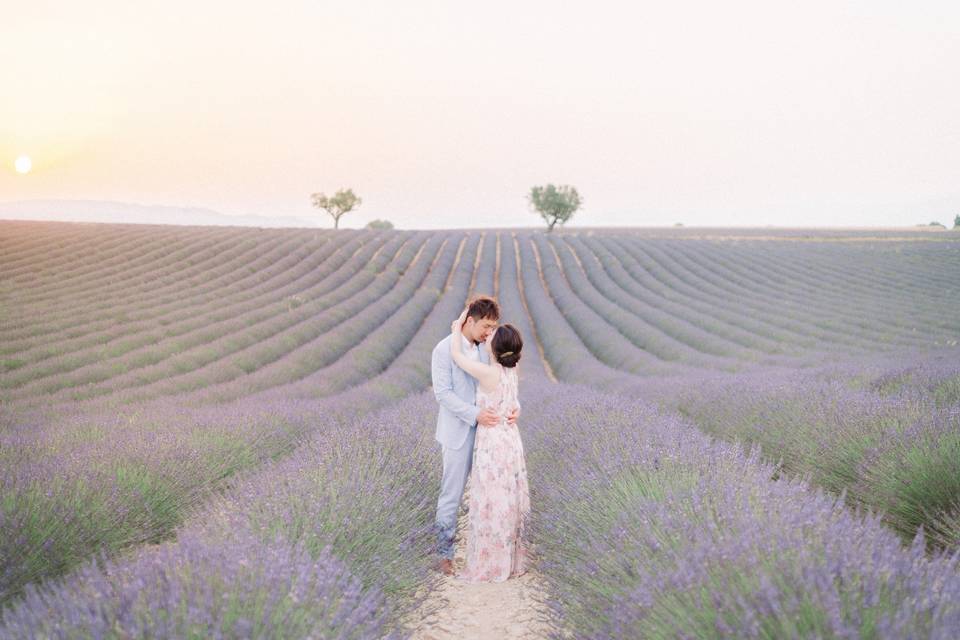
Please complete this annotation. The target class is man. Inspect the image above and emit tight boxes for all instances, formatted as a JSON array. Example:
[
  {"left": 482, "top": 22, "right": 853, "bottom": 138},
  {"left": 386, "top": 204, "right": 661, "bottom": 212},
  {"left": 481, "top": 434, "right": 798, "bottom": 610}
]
[{"left": 431, "top": 295, "right": 518, "bottom": 576}]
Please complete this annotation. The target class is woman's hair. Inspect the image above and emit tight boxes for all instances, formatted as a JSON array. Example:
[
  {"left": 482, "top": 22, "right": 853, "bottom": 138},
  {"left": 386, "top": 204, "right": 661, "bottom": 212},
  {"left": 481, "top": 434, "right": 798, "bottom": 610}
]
[{"left": 491, "top": 323, "right": 523, "bottom": 368}]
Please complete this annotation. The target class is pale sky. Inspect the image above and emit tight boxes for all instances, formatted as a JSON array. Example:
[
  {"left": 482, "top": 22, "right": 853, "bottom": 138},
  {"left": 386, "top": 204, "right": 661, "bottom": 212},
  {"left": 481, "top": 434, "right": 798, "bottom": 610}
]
[{"left": 2, "top": 1, "right": 958, "bottom": 229}]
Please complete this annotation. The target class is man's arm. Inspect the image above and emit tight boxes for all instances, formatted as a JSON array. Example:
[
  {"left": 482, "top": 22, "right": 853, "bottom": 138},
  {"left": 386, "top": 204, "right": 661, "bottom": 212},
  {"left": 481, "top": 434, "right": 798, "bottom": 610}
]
[{"left": 432, "top": 343, "right": 481, "bottom": 426}]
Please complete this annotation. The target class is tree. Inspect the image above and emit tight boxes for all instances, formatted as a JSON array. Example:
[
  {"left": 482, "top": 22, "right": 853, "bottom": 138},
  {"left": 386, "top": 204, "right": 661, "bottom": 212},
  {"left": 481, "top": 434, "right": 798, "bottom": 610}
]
[
  {"left": 528, "top": 184, "right": 582, "bottom": 232},
  {"left": 954, "top": 214, "right": 959, "bottom": 229},
  {"left": 366, "top": 219, "right": 394, "bottom": 230},
  {"left": 311, "top": 188, "right": 361, "bottom": 229}
]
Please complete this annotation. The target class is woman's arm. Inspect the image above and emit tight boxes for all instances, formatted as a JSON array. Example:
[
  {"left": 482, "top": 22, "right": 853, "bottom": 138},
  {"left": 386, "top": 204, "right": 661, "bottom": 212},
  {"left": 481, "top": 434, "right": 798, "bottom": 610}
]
[{"left": 450, "top": 310, "right": 498, "bottom": 387}]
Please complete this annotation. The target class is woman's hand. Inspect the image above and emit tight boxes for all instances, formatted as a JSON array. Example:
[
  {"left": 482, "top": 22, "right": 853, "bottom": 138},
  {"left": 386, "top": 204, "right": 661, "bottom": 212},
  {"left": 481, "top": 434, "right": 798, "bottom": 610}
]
[{"left": 451, "top": 308, "right": 468, "bottom": 336}]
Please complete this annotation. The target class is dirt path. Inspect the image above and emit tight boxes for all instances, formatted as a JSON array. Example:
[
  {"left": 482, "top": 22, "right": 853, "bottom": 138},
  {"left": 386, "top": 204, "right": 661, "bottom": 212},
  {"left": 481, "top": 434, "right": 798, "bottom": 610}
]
[{"left": 403, "top": 483, "right": 555, "bottom": 639}]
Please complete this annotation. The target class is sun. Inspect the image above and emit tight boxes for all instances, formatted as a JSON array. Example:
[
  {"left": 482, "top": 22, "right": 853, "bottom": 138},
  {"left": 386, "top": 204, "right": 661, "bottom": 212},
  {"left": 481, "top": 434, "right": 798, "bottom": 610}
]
[{"left": 15, "top": 155, "right": 32, "bottom": 174}]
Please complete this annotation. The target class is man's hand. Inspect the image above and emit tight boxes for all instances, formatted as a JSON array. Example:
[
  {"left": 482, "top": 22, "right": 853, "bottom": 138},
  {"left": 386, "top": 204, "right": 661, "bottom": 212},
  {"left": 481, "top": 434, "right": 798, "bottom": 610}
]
[
  {"left": 477, "top": 408, "right": 499, "bottom": 427},
  {"left": 506, "top": 407, "right": 520, "bottom": 426}
]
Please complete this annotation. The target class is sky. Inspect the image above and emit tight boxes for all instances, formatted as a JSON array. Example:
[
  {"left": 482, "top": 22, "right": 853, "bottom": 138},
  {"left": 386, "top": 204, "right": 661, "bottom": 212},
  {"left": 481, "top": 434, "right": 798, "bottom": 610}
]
[{"left": 1, "top": 1, "right": 958, "bottom": 230}]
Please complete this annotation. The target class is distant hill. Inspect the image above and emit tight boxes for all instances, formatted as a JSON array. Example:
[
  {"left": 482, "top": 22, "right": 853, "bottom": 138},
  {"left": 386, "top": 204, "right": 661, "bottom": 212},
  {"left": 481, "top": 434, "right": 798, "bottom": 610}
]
[{"left": 0, "top": 199, "right": 317, "bottom": 228}]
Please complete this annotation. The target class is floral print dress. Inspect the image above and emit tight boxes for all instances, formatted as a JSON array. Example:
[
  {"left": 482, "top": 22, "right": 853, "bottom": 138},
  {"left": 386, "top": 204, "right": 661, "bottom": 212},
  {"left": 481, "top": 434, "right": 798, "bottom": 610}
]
[{"left": 457, "top": 363, "right": 531, "bottom": 583}]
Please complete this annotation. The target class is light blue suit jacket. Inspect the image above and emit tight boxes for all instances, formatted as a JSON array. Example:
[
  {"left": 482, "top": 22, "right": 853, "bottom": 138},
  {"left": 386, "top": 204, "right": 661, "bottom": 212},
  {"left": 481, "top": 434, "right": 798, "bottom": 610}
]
[{"left": 431, "top": 334, "right": 490, "bottom": 450}]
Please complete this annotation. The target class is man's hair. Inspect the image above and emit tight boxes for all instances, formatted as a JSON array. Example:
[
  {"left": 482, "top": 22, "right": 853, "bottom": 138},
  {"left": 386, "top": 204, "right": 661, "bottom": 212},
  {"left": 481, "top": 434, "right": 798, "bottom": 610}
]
[{"left": 465, "top": 295, "right": 500, "bottom": 322}]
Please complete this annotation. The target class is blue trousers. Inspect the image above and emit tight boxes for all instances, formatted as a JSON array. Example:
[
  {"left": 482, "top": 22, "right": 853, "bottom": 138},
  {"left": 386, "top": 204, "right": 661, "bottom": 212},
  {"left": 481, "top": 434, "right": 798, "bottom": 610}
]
[{"left": 434, "top": 425, "right": 476, "bottom": 559}]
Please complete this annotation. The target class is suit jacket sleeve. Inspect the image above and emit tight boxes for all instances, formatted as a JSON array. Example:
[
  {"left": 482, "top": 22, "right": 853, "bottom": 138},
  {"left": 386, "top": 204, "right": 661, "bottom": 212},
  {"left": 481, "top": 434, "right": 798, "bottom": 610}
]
[{"left": 432, "top": 341, "right": 481, "bottom": 427}]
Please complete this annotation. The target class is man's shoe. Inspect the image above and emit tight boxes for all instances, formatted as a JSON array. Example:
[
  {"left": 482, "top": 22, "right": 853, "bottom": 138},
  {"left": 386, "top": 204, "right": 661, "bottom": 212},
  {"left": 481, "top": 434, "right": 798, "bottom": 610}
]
[{"left": 437, "top": 558, "right": 455, "bottom": 576}]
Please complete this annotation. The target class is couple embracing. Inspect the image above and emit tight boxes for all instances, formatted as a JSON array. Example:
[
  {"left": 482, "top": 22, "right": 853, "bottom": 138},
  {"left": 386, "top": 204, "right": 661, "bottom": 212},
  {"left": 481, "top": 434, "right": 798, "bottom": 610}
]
[{"left": 430, "top": 296, "right": 531, "bottom": 582}]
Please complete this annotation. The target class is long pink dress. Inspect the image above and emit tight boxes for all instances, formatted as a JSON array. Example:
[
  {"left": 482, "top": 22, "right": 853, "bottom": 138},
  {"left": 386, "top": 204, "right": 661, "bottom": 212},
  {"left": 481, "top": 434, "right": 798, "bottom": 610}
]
[{"left": 457, "top": 363, "right": 531, "bottom": 583}]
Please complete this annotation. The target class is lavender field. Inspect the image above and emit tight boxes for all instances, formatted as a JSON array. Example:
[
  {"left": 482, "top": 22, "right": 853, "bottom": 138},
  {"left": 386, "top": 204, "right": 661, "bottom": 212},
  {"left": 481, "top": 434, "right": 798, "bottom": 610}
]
[{"left": 1, "top": 219, "right": 959, "bottom": 638}]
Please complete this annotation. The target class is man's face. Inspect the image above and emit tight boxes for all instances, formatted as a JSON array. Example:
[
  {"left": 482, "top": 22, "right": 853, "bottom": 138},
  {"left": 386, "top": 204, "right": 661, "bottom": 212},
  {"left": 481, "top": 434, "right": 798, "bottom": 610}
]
[{"left": 464, "top": 315, "right": 498, "bottom": 344}]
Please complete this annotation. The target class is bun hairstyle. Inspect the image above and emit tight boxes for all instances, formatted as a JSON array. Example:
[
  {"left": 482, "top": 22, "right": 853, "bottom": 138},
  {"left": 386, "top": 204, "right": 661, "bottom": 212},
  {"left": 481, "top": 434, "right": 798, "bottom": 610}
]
[{"left": 491, "top": 323, "right": 523, "bottom": 368}]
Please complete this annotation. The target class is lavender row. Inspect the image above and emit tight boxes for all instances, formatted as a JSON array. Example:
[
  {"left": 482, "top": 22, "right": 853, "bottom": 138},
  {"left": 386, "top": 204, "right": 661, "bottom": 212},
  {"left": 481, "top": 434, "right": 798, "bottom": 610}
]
[
  {"left": 0, "top": 223, "right": 209, "bottom": 288},
  {"left": 257, "top": 230, "right": 488, "bottom": 407},
  {"left": 0, "top": 234, "right": 476, "bottom": 602},
  {"left": 4, "top": 373, "right": 958, "bottom": 636},
  {"left": 182, "top": 233, "right": 456, "bottom": 405},
  {"left": 577, "top": 236, "right": 815, "bottom": 364},
  {"left": 261, "top": 235, "right": 467, "bottom": 401},
  {"left": 611, "top": 236, "right": 911, "bottom": 354},
  {"left": 529, "top": 234, "right": 681, "bottom": 376},
  {"left": 613, "top": 236, "right": 880, "bottom": 351},
  {"left": 653, "top": 237, "right": 947, "bottom": 346},
  {"left": 1, "top": 225, "right": 216, "bottom": 306},
  {"left": 586, "top": 235, "right": 827, "bottom": 352},
  {"left": 512, "top": 233, "right": 625, "bottom": 386},
  {"left": 0, "top": 223, "right": 143, "bottom": 276},
  {"left": 694, "top": 239, "right": 947, "bottom": 344},
  {"left": 2, "top": 230, "right": 331, "bottom": 345},
  {"left": 4, "top": 233, "right": 412, "bottom": 406},
  {"left": 628, "top": 236, "right": 940, "bottom": 351},
  {"left": 7, "top": 233, "right": 421, "bottom": 408},
  {"left": 547, "top": 234, "right": 756, "bottom": 367},
  {"left": 0, "top": 361, "right": 448, "bottom": 610},
  {"left": 469, "top": 231, "right": 497, "bottom": 297},
  {"left": 492, "top": 232, "right": 550, "bottom": 381},
  {"left": 668, "top": 348, "right": 960, "bottom": 549},
  {"left": 3, "top": 227, "right": 257, "bottom": 322},
  {"left": 1, "top": 230, "right": 291, "bottom": 343},
  {"left": 0, "top": 230, "right": 492, "bottom": 623},
  {"left": 0, "top": 393, "right": 449, "bottom": 638},
  {"left": 739, "top": 239, "right": 958, "bottom": 322},
  {"left": 521, "top": 382, "right": 960, "bottom": 638},
  {"left": 0, "top": 231, "right": 354, "bottom": 379},
  {"left": 2, "top": 227, "right": 194, "bottom": 305}
]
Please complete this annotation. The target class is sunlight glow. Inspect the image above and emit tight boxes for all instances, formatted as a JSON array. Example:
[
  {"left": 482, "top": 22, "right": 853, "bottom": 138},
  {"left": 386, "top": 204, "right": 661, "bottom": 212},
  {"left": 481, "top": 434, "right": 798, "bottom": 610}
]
[{"left": 14, "top": 156, "right": 32, "bottom": 174}]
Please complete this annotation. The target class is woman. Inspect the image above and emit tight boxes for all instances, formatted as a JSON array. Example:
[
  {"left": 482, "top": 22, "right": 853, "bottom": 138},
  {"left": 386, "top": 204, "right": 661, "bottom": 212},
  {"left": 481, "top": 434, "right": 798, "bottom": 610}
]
[{"left": 449, "top": 307, "right": 531, "bottom": 582}]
